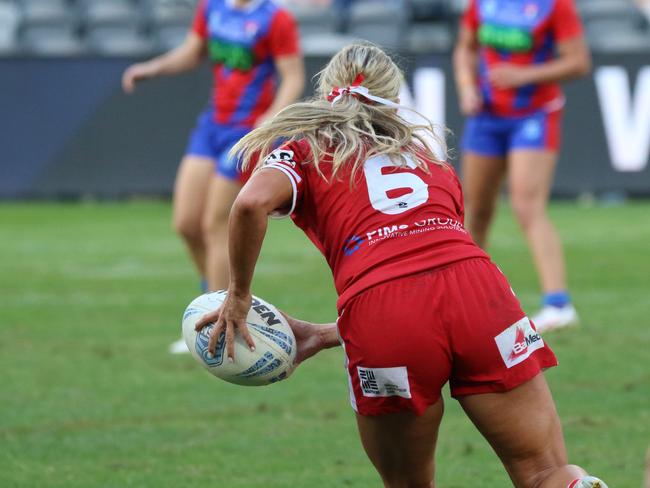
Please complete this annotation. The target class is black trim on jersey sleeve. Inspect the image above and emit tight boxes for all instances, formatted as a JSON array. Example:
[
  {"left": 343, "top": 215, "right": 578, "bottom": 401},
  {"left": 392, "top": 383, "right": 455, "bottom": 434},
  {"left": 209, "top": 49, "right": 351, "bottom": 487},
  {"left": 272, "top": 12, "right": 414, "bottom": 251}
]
[{"left": 260, "top": 147, "right": 303, "bottom": 219}]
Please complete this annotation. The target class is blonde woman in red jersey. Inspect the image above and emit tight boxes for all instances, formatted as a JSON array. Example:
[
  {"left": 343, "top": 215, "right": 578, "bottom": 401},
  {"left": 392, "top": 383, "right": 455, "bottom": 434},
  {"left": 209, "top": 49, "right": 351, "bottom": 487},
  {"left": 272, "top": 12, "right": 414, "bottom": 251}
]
[{"left": 195, "top": 44, "right": 607, "bottom": 488}]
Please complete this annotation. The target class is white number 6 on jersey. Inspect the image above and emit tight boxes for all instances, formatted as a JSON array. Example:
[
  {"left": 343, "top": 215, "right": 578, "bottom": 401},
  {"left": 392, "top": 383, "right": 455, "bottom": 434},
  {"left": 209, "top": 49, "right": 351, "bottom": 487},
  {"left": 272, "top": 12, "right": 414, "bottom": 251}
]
[{"left": 363, "top": 154, "right": 429, "bottom": 215}]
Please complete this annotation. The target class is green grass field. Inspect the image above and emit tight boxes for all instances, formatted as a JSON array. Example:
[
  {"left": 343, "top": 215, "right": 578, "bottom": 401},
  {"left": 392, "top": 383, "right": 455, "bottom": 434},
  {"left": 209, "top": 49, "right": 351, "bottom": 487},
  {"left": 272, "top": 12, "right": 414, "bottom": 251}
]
[{"left": 1, "top": 201, "right": 648, "bottom": 487}]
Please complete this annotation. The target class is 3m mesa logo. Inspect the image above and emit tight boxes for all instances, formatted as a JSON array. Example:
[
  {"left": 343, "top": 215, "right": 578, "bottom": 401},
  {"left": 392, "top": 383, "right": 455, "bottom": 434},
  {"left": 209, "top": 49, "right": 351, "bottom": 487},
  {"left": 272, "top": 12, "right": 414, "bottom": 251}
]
[
  {"left": 358, "top": 368, "right": 379, "bottom": 395},
  {"left": 494, "top": 317, "right": 544, "bottom": 369},
  {"left": 357, "top": 366, "right": 411, "bottom": 398}
]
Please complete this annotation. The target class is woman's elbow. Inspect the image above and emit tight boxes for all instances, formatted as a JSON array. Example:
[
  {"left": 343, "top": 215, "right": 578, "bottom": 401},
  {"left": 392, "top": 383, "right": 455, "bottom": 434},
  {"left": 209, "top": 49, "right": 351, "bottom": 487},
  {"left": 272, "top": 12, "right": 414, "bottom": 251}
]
[
  {"left": 232, "top": 193, "right": 275, "bottom": 218},
  {"left": 576, "top": 51, "right": 592, "bottom": 77},
  {"left": 569, "top": 42, "right": 592, "bottom": 78}
]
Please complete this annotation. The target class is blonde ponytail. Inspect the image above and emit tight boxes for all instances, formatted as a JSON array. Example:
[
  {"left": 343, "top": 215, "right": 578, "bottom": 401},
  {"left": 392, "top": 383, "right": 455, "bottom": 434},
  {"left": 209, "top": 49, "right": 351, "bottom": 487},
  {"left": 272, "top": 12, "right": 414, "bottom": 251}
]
[{"left": 231, "top": 42, "right": 447, "bottom": 179}]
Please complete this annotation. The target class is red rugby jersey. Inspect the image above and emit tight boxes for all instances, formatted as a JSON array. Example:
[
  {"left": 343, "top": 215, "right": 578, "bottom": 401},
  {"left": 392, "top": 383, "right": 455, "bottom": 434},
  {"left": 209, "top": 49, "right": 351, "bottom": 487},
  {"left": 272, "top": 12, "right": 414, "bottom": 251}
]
[
  {"left": 262, "top": 140, "right": 488, "bottom": 311},
  {"left": 192, "top": 0, "right": 300, "bottom": 127},
  {"left": 462, "top": 0, "right": 583, "bottom": 116}
]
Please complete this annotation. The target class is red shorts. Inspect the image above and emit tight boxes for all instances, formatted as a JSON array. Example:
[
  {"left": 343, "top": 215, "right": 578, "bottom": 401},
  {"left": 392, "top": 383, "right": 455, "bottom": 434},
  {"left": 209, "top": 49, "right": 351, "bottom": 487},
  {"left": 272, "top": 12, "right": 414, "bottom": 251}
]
[{"left": 337, "top": 258, "right": 558, "bottom": 416}]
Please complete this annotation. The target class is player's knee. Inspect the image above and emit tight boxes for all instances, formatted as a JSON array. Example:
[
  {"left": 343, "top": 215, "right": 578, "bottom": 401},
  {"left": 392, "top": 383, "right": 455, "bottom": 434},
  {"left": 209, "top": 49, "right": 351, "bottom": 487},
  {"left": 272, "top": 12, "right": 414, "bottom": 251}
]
[
  {"left": 173, "top": 216, "right": 202, "bottom": 243},
  {"left": 201, "top": 212, "right": 228, "bottom": 241},
  {"left": 468, "top": 205, "right": 495, "bottom": 229},
  {"left": 510, "top": 197, "right": 544, "bottom": 230},
  {"left": 500, "top": 439, "right": 571, "bottom": 488}
]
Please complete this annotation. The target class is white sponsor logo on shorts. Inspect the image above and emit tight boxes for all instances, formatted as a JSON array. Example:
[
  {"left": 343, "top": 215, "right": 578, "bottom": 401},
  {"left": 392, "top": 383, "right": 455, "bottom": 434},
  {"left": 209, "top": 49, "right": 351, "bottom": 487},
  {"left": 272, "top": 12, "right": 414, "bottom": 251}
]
[
  {"left": 357, "top": 366, "right": 411, "bottom": 398},
  {"left": 494, "top": 317, "right": 544, "bottom": 369}
]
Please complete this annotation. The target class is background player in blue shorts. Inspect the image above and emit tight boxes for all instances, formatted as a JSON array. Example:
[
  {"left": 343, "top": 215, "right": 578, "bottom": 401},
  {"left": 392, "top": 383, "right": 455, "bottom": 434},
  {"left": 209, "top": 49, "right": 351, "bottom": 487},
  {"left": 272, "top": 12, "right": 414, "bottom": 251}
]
[
  {"left": 122, "top": 0, "right": 304, "bottom": 352},
  {"left": 454, "top": 0, "right": 591, "bottom": 332}
]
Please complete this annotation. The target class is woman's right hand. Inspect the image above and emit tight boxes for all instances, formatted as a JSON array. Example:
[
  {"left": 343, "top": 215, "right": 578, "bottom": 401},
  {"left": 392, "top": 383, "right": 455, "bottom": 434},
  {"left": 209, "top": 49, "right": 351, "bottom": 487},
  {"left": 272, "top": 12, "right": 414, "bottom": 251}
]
[
  {"left": 280, "top": 312, "right": 341, "bottom": 366},
  {"left": 459, "top": 85, "right": 483, "bottom": 116},
  {"left": 122, "top": 62, "right": 158, "bottom": 94},
  {"left": 282, "top": 313, "right": 326, "bottom": 365}
]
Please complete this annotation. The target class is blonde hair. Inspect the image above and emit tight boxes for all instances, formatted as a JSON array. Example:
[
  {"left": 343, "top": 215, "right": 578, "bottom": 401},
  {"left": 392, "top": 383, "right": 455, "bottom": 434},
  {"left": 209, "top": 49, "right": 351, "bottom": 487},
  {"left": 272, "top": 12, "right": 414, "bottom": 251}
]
[{"left": 231, "top": 42, "right": 446, "bottom": 179}]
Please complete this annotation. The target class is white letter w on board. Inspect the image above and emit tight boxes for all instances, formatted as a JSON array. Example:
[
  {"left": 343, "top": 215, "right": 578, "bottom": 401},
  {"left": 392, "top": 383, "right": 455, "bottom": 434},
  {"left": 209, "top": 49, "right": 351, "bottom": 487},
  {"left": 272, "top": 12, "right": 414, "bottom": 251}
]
[{"left": 595, "top": 66, "right": 650, "bottom": 172}]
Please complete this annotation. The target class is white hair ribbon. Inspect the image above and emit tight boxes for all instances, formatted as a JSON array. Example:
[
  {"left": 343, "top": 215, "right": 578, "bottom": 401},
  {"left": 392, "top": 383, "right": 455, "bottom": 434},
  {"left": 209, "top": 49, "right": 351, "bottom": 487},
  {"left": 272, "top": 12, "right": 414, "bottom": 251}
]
[{"left": 326, "top": 73, "right": 401, "bottom": 109}]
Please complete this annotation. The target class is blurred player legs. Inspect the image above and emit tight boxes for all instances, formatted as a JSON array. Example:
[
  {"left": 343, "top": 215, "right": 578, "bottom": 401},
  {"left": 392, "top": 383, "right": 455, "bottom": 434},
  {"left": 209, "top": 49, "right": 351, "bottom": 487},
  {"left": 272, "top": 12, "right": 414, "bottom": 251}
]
[
  {"left": 202, "top": 175, "right": 243, "bottom": 291},
  {"left": 170, "top": 155, "right": 213, "bottom": 354},
  {"left": 508, "top": 150, "right": 564, "bottom": 293},
  {"left": 461, "top": 152, "right": 506, "bottom": 248},
  {"left": 172, "top": 155, "right": 214, "bottom": 276},
  {"left": 122, "top": 0, "right": 304, "bottom": 354},
  {"left": 462, "top": 147, "right": 579, "bottom": 332},
  {"left": 509, "top": 149, "right": 578, "bottom": 331},
  {"left": 454, "top": 0, "right": 589, "bottom": 334},
  {"left": 170, "top": 162, "right": 245, "bottom": 354}
]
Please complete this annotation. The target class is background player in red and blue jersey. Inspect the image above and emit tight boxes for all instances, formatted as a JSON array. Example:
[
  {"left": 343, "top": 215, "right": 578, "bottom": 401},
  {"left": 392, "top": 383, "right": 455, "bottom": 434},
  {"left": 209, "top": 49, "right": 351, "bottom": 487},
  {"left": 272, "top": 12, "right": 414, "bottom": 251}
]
[
  {"left": 122, "top": 0, "right": 304, "bottom": 352},
  {"left": 453, "top": 0, "right": 591, "bottom": 332}
]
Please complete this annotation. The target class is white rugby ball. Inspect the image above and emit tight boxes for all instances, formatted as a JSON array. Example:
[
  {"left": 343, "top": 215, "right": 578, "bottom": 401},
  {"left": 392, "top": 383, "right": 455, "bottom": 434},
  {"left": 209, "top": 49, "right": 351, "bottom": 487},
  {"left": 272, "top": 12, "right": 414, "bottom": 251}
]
[{"left": 182, "top": 291, "right": 296, "bottom": 386}]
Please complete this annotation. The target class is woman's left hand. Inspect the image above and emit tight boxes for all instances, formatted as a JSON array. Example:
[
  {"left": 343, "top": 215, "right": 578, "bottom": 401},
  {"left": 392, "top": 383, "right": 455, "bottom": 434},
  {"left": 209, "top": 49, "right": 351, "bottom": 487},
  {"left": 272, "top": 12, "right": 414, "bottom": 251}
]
[
  {"left": 194, "top": 291, "right": 256, "bottom": 362},
  {"left": 488, "top": 63, "right": 532, "bottom": 89}
]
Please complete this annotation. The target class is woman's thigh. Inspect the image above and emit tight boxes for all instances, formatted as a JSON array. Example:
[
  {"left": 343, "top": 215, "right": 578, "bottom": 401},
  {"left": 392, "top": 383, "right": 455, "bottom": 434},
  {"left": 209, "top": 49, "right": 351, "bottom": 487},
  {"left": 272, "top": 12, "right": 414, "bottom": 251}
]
[
  {"left": 172, "top": 155, "right": 215, "bottom": 233},
  {"left": 356, "top": 401, "right": 443, "bottom": 488},
  {"left": 460, "top": 114, "right": 508, "bottom": 222},
  {"left": 461, "top": 151, "right": 507, "bottom": 214},
  {"left": 458, "top": 374, "right": 568, "bottom": 487},
  {"left": 508, "top": 149, "right": 557, "bottom": 215},
  {"left": 202, "top": 174, "right": 243, "bottom": 233}
]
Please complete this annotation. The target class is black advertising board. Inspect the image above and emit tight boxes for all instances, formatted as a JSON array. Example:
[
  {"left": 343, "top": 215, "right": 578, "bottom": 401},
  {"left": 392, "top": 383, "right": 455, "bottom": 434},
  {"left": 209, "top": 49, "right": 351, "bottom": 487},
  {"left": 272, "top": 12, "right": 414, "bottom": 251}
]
[{"left": 0, "top": 53, "right": 648, "bottom": 198}]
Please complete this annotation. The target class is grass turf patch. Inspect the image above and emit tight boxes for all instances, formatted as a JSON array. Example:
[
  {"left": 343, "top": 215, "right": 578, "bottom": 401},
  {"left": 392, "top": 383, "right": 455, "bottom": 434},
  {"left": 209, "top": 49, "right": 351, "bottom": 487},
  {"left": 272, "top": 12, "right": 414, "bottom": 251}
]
[{"left": 0, "top": 201, "right": 648, "bottom": 487}]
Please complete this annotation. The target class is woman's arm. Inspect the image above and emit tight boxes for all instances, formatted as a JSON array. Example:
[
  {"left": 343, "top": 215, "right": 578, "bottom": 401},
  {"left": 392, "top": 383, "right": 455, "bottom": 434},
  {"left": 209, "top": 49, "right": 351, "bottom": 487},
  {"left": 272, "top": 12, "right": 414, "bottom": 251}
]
[
  {"left": 281, "top": 314, "right": 341, "bottom": 364},
  {"left": 488, "top": 36, "right": 592, "bottom": 89},
  {"left": 256, "top": 55, "right": 306, "bottom": 126},
  {"left": 195, "top": 169, "right": 294, "bottom": 360},
  {"left": 453, "top": 26, "right": 483, "bottom": 116},
  {"left": 195, "top": 167, "right": 341, "bottom": 363},
  {"left": 226, "top": 172, "right": 291, "bottom": 296},
  {"left": 122, "top": 32, "right": 206, "bottom": 93}
]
